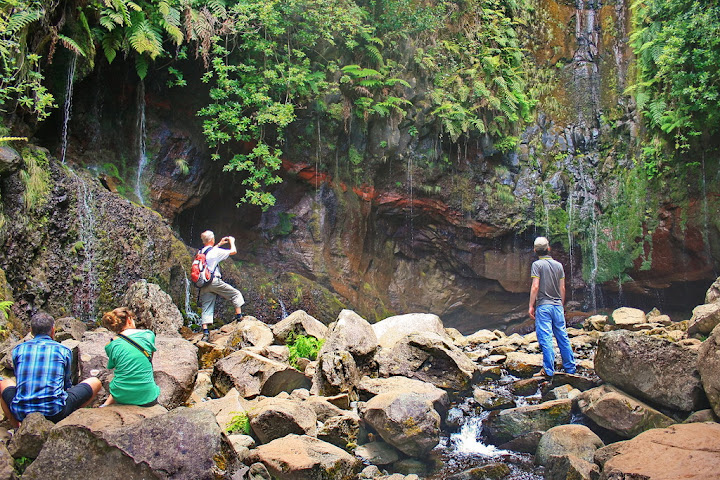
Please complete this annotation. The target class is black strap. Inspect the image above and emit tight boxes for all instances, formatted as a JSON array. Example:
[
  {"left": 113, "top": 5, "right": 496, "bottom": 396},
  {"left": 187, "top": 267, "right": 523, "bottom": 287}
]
[{"left": 116, "top": 333, "right": 153, "bottom": 362}]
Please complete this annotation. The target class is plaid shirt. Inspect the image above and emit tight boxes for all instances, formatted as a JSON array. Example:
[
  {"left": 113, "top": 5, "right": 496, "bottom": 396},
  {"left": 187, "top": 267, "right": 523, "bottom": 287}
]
[{"left": 11, "top": 334, "right": 72, "bottom": 421}]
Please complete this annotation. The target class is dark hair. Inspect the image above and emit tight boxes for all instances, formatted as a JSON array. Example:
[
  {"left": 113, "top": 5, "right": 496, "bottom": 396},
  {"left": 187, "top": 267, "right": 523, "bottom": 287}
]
[
  {"left": 535, "top": 247, "right": 549, "bottom": 256},
  {"left": 102, "top": 307, "right": 136, "bottom": 333},
  {"left": 30, "top": 312, "right": 55, "bottom": 336}
]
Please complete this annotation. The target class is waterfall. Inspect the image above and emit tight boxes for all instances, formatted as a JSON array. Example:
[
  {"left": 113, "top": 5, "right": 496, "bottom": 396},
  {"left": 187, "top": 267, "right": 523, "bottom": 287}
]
[
  {"left": 407, "top": 155, "right": 414, "bottom": 245},
  {"left": 60, "top": 54, "right": 77, "bottom": 164},
  {"left": 450, "top": 412, "right": 509, "bottom": 456},
  {"left": 184, "top": 276, "right": 201, "bottom": 326},
  {"left": 135, "top": 80, "right": 148, "bottom": 205},
  {"left": 71, "top": 171, "right": 99, "bottom": 322},
  {"left": 279, "top": 298, "right": 288, "bottom": 319}
]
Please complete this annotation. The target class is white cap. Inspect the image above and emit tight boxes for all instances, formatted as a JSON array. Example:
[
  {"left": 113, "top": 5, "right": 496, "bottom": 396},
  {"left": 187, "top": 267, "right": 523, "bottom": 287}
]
[{"left": 534, "top": 236, "right": 549, "bottom": 249}]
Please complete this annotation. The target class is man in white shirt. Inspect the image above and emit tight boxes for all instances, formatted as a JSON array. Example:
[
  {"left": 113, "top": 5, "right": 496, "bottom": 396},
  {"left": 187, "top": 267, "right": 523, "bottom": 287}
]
[{"left": 198, "top": 230, "right": 245, "bottom": 341}]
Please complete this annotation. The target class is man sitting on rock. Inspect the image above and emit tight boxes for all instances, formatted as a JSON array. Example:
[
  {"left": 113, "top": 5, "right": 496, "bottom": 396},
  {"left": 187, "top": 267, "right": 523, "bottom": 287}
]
[{"left": 0, "top": 312, "right": 102, "bottom": 427}]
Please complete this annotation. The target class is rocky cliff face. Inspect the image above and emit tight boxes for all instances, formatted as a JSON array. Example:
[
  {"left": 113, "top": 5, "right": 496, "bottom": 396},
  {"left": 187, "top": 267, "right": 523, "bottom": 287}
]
[{"left": 19, "top": 0, "right": 719, "bottom": 331}]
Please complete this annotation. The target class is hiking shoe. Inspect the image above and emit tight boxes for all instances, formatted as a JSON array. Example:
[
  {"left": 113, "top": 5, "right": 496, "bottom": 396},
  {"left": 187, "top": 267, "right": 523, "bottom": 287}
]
[
  {"left": 533, "top": 368, "right": 551, "bottom": 378},
  {"left": 201, "top": 333, "right": 209, "bottom": 342}
]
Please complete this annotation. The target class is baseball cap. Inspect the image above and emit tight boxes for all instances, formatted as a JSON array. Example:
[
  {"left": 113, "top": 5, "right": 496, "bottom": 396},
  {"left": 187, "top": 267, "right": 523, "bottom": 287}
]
[{"left": 534, "top": 236, "right": 549, "bottom": 249}]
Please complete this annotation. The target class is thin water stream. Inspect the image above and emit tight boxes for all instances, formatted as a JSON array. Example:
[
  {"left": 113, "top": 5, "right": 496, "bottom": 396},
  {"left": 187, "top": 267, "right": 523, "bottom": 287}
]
[
  {"left": 60, "top": 54, "right": 77, "bottom": 164},
  {"left": 135, "top": 80, "right": 148, "bottom": 205}
]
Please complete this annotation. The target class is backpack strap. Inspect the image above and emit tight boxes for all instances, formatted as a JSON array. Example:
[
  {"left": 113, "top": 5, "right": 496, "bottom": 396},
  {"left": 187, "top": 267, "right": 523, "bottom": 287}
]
[
  {"left": 202, "top": 246, "right": 219, "bottom": 280},
  {"left": 116, "top": 333, "right": 153, "bottom": 363}
]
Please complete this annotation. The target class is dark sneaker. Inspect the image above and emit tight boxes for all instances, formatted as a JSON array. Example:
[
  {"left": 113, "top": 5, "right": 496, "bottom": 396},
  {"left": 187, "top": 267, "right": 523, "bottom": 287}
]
[{"left": 201, "top": 333, "right": 209, "bottom": 342}]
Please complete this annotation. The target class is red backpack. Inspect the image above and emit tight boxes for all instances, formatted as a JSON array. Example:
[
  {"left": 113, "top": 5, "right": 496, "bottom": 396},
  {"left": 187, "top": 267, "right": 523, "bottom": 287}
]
[{"left": 190, "top": 246, "right": 216, "bottom": 288}]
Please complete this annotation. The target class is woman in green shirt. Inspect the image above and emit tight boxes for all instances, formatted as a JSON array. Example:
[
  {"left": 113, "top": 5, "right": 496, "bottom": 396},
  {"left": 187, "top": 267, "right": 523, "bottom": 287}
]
[{"left": 101, "top": 307, "right": 160, "bottom": 406}]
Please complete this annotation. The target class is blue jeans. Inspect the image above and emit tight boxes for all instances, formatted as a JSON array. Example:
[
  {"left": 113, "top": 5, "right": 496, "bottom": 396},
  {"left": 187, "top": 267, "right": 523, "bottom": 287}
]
[{"left": 535, "top": 304, "right": 576, "bottom": 375}]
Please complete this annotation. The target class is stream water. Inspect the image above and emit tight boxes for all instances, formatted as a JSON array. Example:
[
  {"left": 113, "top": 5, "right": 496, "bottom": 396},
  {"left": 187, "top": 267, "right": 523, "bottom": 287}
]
[
  {"left": 135, "top": 80, "right": 148, "bottom": 205},
  {"left": 60, "top": 54, "right": 77, "bottom": 164}
]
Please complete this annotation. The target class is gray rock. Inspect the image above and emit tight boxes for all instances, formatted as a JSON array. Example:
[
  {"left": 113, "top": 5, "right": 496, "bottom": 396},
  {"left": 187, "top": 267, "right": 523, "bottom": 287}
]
[
  {"left": 375, "top": 332, "right": 478, "bottom": 392},
  {"left": 575, "top": 385, "right": 675, "bottom": 439},
  {"left": 483, "top": 399, "right": 572, "bottom": 445},
  {"left": 355, "top": 441, "right": 400, "bottom": 465},
  {"left": 545, "top": 455, "right": 599, "bottom": 480},
  {"left": 24, "top": 407, "right": 236, "bottom": 479},
  {"left": 358, "top": 376, "right": 449, "bottom": 418},
  {"left": 248, "top": 397, "right": 317, "bottom": 444},
  {"left": 698, "top": 324, "right": 720, "bottom": 417},
  {"left": 212, "top": 349, "right": 311, "bottom": 398},
  {"left": 372, "top": 313, "right": 450, "bottom": 348},
  {"left": 688, "top": 303, "right": 720, "bottom": 336},
  {"left": 595, "top": 330, "right": 707, "bottom": 411},
  {"left": 473, "top": 388, "right": 515, "bottom": 410},
  {"left": 609, "top": 307, "right": 646, "bottom": 328},
  {"left": 0, "top": 443, "right": 14, "bottom": 480},
  {"left": 154, "top": 335, "right": 198, "bottom": 409},
  {"left": 229, "top": 317, "right": 274, "bottom": 349},
  {"left": 272, "top": 310, "right": 328, "bottom": 344},
  {"left": 192, "top": 388, "right": 246, "bottom": 432},
  {"left": 54, "top": 317, "right": 88, "bottom": 342},
  {"left": 246, "top": 434, "right": 361, "bottom": 480},
  {"left": 311, "top": 350, "right": 360, "bottom": 397},
  {"left": 503, "top": 352, "right": 543, "bottom": 377},
  {"left": 320, "top": 310, "right": 377, "bottom": 369},
  {"left": 0, "top": 146, "right": 21, "bottom": 175},
  {"left": 705, "top": 276, "right": 720, "bottom": 304},
  {"left": 123, "top": 280, "right": 184, "bottom": 336},
  {"left": 535, "top": 424, "right": 604, "bottom": 466},
  {"left": 317, "top": 412, "right": 361, "bottom": 451},
  {"left": 361, "top": 391, "right": 440, "bottom": 457},
  {"left": 7, "top": 412, "right": 53, "bottom": 458}
]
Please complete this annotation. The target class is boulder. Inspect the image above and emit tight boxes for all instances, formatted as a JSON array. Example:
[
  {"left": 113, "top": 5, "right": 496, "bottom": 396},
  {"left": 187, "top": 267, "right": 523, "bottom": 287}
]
[
  {"left": 609, "top": 307, "right": 646, "bottom": 329},
  {"left": 687, "top": 303, "right": 720, "bottom": 336},
  {"left": 78, "top": 330, "right": 114, "bottom": 388},
  {"left": 311, "top": 350, "right": 360, "bottom": 397},
  {"left": 483, "top": 399, "right": 572, "bottom": 445},
  {"left": 472, "top": 388, "right": 515, "bottom": 410},
  {"left": 375, "top": 332, "right": 478, "bottom": 392},
  {"left": 193, "top": 388, "right": 246, "bottom": 432},
  {"left": 446, "top": 463, "right": 511, "bottom": 480},
  {"left": 372, "top": 313, "right": 450, "bottom": 348},
  {"left": 302, "top": 395, "right": 347, "bottom": 421},
  {"left": 248, "top": 397, "right": 318, "bottom": 444},
  {"left": 7, "top": 412, "right": 53, "bottom": 458},
  {"left": 319, "top": 310, "right": 377, "bottom": 368},
  {"left": 355, "top": 441, "right": 400, "bottom": 466},
  {"left": 0, "top": 146, "right": 21, "bottom": 175},
  {"left": 594, "top": 330, "right": 707, "bottom": 411},
  {"left": 465, "top": 329, "right": 499, "bottom": 345},
  {"left": 545, "top": 455, "right": 599, "bottom": 480},
  {"left": 54, "top": 317, "right": 88, "bottom": 342},
  {"left": 0, "top": 444, "right": 14, "bottom": 480},
  {"left": 246, "top": 434, "right": 361, "bottom": 480},
  {"left": 358, "top": 376, "right": 449, "bottom": 418},
  {"left": 575, "top": 385, "right": 675, "bottom": 439},
  {"left": 123, "top": 280, "right": 184, "bottom": 336},
  {"left": 317, "top": 412, "right": 362, "bottom": 451},
  {"left": 584, "top": 315, "right": 608, "bottom": 331},
  {"left": 212, "top": 349, "right": 311, "bottom": 398},
  {"left": 510, "top": 378, "right": 540, "bottom": 396},
  {"left": 535, "top": 424, "right": 604, "bottom": 466},
  {"left": 228, "top": 317, "right": 274, "bottom": 350},
  {"left": 361, "top": 392, "right": 441, "bottom": 457},
  {"left": 272, "top": 310, "right": 328, "bottom": 344},
  {"left": 599, "top": 423, "right": 720, "bottom": 480},
  {"left": 153, "top": 335, "right": 198, "bottom": 409},
  {"left": 56, "top": 404, "right": 168, "bottom": 431},
  {"left": 23, "top": 407, "right": 236, "bottom": 479},
  {"left": 503, "top": 352, "right": 544, "bottom": 377},
  {"left": 698, "top": 324, "right": 720, "bottom": 417},
  {"left": 706, "top": 276, "right": 720, "bottom": 304}
]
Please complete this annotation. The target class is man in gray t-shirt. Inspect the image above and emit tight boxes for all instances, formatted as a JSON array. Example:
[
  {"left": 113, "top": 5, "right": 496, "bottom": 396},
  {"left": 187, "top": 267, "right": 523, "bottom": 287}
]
[{"left": 528, "top": 236, "right": 576, "bottom": 376}]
